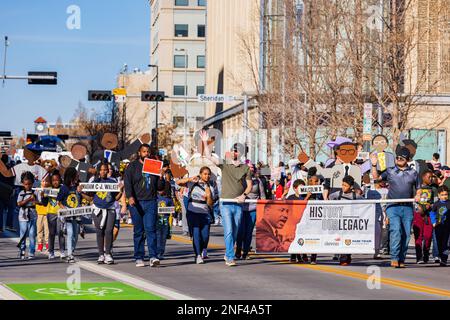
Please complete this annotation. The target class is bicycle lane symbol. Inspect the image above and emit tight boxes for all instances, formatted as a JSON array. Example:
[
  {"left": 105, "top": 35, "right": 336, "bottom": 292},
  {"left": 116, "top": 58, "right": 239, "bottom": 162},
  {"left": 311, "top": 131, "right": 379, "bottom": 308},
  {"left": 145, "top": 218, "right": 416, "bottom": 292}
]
[{"left": 35, "top": 287, "right": 123, "bottom": 297}]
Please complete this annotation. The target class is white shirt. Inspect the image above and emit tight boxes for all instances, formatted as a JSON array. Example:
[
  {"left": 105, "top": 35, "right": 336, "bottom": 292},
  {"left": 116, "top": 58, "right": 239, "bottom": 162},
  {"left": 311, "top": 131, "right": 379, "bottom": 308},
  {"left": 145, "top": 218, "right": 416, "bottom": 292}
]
[{"left": 11, "top": 163, "right": 48, "bottom": 186}]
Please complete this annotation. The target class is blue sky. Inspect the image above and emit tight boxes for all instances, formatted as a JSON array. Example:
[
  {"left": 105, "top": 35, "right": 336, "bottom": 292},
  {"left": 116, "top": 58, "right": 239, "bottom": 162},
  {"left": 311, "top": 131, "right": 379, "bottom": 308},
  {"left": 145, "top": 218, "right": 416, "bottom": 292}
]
[{"left": 0, "top": 0, "right": 150, "bottom": 136}]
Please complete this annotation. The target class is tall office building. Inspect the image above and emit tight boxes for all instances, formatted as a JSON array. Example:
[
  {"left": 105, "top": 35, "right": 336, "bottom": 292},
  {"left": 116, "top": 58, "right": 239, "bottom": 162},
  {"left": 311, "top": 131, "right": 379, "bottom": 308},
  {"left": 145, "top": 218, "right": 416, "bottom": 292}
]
[{"left": 149, "top": 0, "right": 206, "bottom": 148}]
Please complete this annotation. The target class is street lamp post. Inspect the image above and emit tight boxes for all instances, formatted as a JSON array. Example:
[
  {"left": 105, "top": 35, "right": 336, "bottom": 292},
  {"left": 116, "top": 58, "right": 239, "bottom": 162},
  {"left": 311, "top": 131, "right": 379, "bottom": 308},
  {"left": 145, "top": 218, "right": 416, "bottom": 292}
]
[
  {"left": 175, "top": 48, "right": 188, "bottom": 150},
  {"left": 148, "top": 64, "right": 159, "bottom": 149}
]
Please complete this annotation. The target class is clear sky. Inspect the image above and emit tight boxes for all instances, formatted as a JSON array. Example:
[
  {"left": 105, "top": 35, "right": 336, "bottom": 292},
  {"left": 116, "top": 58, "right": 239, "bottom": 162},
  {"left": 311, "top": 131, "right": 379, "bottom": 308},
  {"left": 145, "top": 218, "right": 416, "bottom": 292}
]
[{"left": 0, "top": 0, "right": 150, "bottom": 136}]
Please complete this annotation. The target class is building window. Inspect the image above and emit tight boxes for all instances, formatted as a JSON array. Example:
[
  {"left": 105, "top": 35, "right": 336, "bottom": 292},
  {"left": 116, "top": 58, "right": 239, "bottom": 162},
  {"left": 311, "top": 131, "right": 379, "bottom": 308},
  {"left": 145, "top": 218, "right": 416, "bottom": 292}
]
[
  {"left": 197, "top": 25, "right": 205, "bottom": 37},
  {"left": 196, "top": 86, "right": 205, "bottom": 95},
  {"left": 198, "top": 0, "right": 206, "bottom": 6},
  {"left": 173, "top": 116, "right": 185, "bottom": 128},
  {"left": 197, "top": 55, "right": 205, "bottom": 68},
  {"left": 175, "top": 0, "right": 189, "bottom": 6},
  {"left": 175, "top": 24, "right": 188, "bottom": 37},
  {"left": 174, "top": 85, "right": 187, "bottom": 96},
  {"left": 174, "top": 55, "right": 188, "bottom": 68}
]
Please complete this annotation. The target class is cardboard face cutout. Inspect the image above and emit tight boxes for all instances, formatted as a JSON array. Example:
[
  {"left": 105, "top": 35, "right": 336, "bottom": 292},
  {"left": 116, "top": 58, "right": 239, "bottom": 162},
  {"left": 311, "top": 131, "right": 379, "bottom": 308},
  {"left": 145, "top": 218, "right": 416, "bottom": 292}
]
[
  {"left": 101, "top": 133, "right": 119, "bottom": 150},
  {"left": 42, "top": 159, "right": 58, "bottom": 173},
  {"left": 23, "top": 147, "right": 40, "bottom": 164},
  {"left": 372, "top": 135, "right": 389, "bottom": 153},
  {"left": 59, "top": 155, "right": 73, "bottom": 169},
  {"left": 336, "top": 143, "right": 358, "bottom": 164},
  {"left": 71, "top": 143, "right": 88, "bottom": 161}
]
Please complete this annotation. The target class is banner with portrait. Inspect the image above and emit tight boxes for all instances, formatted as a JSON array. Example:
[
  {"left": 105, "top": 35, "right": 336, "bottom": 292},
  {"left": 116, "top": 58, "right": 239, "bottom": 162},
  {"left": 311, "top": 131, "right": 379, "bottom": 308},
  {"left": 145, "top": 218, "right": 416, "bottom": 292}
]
[{"left": 255, "top": 200, "right": 376, "bottom": 254}]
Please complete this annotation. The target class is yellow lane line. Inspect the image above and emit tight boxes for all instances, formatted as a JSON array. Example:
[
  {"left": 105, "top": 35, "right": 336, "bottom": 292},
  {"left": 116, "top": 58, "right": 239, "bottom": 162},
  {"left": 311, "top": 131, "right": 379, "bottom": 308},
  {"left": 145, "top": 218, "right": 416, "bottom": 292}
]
[{"left": 170, "top": 235, "right": 450, "bottom": 298}]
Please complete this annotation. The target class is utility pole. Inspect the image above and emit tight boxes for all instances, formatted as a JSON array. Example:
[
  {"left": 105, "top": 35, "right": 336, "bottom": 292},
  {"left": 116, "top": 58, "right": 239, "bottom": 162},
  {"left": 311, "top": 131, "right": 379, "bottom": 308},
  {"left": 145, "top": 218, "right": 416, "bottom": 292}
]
[
  {"left": 2, "top": 36, "right": 8, "bottom": 87},
  {"left": 149, "top": 64, "right": 160, "bottom": 149}
]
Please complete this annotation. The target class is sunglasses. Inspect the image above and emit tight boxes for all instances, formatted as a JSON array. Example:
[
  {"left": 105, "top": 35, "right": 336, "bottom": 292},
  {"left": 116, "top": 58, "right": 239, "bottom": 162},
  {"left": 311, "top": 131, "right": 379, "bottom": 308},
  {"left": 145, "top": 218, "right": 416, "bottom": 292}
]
[{"left": 338, "top": 149, "right": 356, "bottom": 155}]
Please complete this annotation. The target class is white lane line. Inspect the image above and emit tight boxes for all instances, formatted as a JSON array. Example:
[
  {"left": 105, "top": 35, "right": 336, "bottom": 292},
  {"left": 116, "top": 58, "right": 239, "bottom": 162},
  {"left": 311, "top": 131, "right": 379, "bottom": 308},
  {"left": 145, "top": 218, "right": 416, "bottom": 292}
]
[
  {"left": 77, "top": 261, "right": 196, "bottom": 300},
  {"left": 0, "top": 283, "right": 23, "bottom": 300}
]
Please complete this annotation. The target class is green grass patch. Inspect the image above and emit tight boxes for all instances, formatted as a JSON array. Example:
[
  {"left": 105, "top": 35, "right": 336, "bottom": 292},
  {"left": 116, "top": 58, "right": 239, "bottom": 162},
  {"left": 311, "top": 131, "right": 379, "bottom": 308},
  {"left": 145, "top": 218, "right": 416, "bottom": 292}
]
[{"left": 7, "top": 282, "right": 165, "bottom": 300}]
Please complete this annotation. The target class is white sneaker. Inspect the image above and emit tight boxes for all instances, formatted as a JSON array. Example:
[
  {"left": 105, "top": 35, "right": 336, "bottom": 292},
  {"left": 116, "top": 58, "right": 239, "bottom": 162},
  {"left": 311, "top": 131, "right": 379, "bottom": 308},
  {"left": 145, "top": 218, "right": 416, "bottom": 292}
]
[
  {"left": 196, "top": 255, "right": 204, "bottom": 264},
  {"left": 104, "top": 254, "right": 114, "bottom": 265},
  {"left": 59, "top": 252, "right": 66, "bottom": 259},
  {"left": 214, "top": 218, "right": 220, "bottom": 225},
  {"left": 150, "top": 258, "right": 160, "bottom": 267},
  {"left": 178, "top": 220, "right": 183, "bottom": 227},
  {"left": 172, "top": 218, "right": 178, "bottom": 227},
  {"left": 27, "top": 254, "right": 34, "bottom": 260},
  {"left": 135, "top": 259, "right": 145, "bottom": 267},
  {"left": 48, "top": 253, "right": 55, "bottom": 260},
  {"left": 97, "top": 255, "right": 105, "bottom": 264},
  {"left": 127, "top": 218, "right": 133, "bottom": 224}
]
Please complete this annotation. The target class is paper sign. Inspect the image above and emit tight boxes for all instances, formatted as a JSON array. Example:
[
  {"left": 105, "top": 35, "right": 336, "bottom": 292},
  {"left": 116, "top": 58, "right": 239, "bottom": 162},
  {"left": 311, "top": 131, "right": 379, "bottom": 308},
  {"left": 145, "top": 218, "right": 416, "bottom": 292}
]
[
  {"left": 259, "top": 167, "right": 272, "bottom": 176},
  {"left": 377, "top": 152, "right": 387, "bottom": 172},
  {"left": 298, "top": 185, "right": 324, "bottom": 195},
  {"left": 79, "top": 183, "right": 120, "bottom": 192},
  {"left": 357, "top": 152, "right": 369, "bottom": 161},
  {"left": 33, "top": 188, "right": 59, "bottom": 198},
  {"left": 143, "top": 158, "right": 163, "bottom": 176},
  {"left": 104, "top": 150, "right": 113, "bottom": 162},
  {"left": 58, "top": 206, "right": 93, "bottom": 218},
  {"left": 158, "top": 207, "right": 175, "bottom": 216}
]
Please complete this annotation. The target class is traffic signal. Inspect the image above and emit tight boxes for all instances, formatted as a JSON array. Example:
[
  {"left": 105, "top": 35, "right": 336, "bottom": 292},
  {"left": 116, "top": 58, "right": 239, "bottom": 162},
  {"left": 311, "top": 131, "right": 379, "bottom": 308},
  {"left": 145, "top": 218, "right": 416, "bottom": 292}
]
[
  {"left": 28, "top": 72, "right": 57, "bottom": 85},
  {"left": 141, "top": 91, "right": 165, "bottom": 102},
  {"left": 88, "top": 90, "right": 112, "bottom": 101}
]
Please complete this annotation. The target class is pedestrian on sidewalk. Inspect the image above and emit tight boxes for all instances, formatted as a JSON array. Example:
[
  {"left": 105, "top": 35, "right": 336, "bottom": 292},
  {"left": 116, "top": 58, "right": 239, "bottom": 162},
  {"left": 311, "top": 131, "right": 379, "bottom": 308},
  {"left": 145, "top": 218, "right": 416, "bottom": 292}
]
[
  {"left": 124, "top": 144, "right": 165, "bottom": 268},
  {"left": 90, "top": 163, "right": 123, "bottom": 265},
  {"left": 177, "top": 166, "right": 217, "bottom": 264},
  {"left": 430, "top": 185, "right": 450, "bottom": 266},
  {"left": 236, "top": 162, "right": 266, "bottom": 260},
  {"left": 370, "top": 147, "right": 419, "bottom": 268},
  {"left": 17, "top": 172, "right": 38, "bottom": 260}
]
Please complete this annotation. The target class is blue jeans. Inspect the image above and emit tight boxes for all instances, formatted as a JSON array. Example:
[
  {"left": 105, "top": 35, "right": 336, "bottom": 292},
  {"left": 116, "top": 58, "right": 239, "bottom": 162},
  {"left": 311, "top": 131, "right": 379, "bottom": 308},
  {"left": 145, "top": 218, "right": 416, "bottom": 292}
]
[
  {"left": 156, "top": 223, "right": 169, "bottom": 259},
  {"left": 221, "top": 202, "right": 243, "bottom": 260},
  {"left": 236, "top": 210, "right": 256, "bottom": 255},
  {"left": 187, "top": 211, "right": 211, "bottom": 257},
  {"left": 7, "top": 187, "right": 20, "bottom": 231},
  {"left": 0, "top": 200, "right": 5, "bottom": 230},
  {"left": 129, "top": 200, "right": 158, "bottom": 260},
  {"left": 432, "top": 229, "right": 439, "bottom": 258},
  {"left": 19, "top": 219, "right": 36, "bottom": 254},
  {"left": 386, "top": 205, "right": 414, "bottom": 262},
  {"left": 65, "top": 220, "right": 79, "bottom": 256},
  {"left": 213, "top": 202, "right": 221, "bottom": 220}
]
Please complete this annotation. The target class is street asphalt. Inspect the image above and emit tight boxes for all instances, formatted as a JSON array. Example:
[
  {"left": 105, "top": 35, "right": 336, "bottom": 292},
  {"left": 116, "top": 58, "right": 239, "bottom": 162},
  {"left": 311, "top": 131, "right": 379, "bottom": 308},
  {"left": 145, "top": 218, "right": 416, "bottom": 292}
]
[{"left": 1, "top": 223, "right": 450, "bottom": 300}]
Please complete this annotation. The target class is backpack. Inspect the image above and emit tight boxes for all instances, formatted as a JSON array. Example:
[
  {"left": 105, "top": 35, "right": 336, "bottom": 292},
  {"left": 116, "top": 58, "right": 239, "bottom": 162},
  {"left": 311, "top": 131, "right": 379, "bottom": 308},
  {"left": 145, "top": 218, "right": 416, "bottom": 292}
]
[{"left": 187, "top": 181, "right": 214, "bottom": 219}]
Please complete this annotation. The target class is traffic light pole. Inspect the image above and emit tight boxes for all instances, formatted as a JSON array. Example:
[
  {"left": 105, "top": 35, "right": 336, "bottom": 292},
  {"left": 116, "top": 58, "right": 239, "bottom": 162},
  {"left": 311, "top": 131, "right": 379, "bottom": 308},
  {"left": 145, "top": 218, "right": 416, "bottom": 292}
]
[{"left": 149, "top": 64, "right": 159, "bottom": 149}]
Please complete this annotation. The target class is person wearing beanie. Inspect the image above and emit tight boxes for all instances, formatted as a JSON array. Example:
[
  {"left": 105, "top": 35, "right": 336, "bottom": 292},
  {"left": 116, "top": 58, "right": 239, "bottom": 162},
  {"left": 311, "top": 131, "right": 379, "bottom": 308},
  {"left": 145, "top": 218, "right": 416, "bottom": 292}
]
[{"left": 370, "top": 146, "right": 420, "bottom": 268}]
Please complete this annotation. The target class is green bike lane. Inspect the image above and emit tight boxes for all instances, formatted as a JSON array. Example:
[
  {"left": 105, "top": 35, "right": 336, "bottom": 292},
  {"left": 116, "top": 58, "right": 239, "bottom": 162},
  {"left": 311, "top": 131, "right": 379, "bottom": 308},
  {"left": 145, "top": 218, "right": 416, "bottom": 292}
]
[{"left": 0, "top": 231, "right": 165, "bottom": 300}]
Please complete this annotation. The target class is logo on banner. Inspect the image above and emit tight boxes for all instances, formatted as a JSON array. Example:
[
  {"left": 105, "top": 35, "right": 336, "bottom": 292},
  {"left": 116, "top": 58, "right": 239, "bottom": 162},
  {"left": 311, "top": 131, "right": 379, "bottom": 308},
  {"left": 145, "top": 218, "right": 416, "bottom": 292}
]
[
  {"left": 345, "top": 239, "right": 352, "bottom": 246},
  {"left": 298, "top": 238, "right": 305, "bottom": 246},
  {"left": 104, "top": 150, "right": 113, "bottom": 162}
]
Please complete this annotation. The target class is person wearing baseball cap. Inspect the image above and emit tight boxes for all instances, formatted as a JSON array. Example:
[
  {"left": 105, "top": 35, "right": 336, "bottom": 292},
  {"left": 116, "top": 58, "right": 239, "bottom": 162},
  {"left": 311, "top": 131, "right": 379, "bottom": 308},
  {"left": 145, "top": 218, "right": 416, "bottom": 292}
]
[{"left": 370, "top": 146, "right": 420, "bottom": 268}]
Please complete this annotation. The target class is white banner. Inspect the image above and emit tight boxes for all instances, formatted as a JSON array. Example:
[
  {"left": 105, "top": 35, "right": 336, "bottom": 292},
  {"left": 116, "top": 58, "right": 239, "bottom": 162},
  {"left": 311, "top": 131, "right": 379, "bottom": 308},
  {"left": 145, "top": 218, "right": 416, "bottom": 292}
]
[
  {"left": 158, "top": 207, "right": 175, "bottom": 215},
  {"left": 58, "top": 206, "right": 94, "bottom": 218},
  {"left": 288, "top": 202, "right": 375, "bottom": 254},
  {"left": 79, "top": 183, "right": 120, "bottom": 192},
  {"left": 33, "top": 188, "right": 59, "bottom": 198},
  {"left": 298, "top": 185, "right": 324, "bottom": 195},
  {"left": 255, "top": 200, "right": 376, "bottom": 254}
]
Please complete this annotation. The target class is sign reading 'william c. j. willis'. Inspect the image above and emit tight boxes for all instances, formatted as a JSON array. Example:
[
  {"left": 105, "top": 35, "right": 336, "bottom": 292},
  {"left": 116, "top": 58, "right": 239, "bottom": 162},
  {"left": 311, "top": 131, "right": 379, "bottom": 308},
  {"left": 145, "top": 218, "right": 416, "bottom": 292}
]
[{"left": 79, "top": 183, "right": 120, "bottom": 192}]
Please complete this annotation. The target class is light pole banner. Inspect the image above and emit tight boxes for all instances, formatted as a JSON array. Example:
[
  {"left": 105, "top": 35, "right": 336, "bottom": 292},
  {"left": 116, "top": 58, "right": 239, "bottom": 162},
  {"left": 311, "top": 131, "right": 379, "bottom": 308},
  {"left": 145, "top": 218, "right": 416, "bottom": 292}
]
[{"left": 255, "top": 200, "right": 375, "bottom": 254}]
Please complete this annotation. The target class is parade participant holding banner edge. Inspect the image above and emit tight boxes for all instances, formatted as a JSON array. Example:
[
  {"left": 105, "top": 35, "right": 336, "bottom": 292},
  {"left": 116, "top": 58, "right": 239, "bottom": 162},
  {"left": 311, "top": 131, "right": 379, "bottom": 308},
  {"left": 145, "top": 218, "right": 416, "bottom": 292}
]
[
  {"left": 124, "top": 144, "right": 166, "bottom": 268},
  {"left": 90, "top": 162, "right": 123, "bottom": 265},
  {"left": 371, "top": 147, "right": 419, "bottom": 268},
  {"left": 57, "top": 167, "right": 93, "bottom": 263},
  {"left": 199, "top": 130, "right": 252, "bottom": 267}
]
